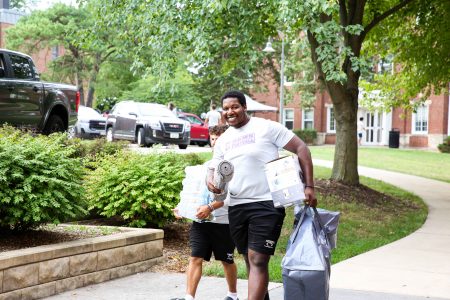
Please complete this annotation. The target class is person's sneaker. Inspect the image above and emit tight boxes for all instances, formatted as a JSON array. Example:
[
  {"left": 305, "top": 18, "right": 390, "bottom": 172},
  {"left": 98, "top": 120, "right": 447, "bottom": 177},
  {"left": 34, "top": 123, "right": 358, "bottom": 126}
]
[
  {"left": 170, "top": 298, "right": 185, "bottom": 300},
  {"left": 223, "top": 297, "right": 238, "bottom": 300}
]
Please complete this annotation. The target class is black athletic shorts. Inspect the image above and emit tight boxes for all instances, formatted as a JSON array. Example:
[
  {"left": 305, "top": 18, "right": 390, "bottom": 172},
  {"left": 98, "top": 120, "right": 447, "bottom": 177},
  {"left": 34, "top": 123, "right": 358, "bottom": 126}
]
[
  {"left": 228, "top": 201, "right": 286, "bottom": 255},
  {"left": 189, "top": 221, "right": 235, "bottom": 264}
]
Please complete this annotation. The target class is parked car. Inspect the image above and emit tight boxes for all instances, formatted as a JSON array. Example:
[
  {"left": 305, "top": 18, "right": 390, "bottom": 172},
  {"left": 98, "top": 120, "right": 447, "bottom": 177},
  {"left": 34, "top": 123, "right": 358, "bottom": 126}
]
[
  {"left": 73, "top": 105, "right": 106, "bottom": 138},
  {"left": 105, "top": 101, "right": 190, "bottom": 149},
  {"left": 178, "top": 112, "right": 209, "bottom": 147},
  {"left": 0, "top": 49, "right": 78, "bottom": 133}
]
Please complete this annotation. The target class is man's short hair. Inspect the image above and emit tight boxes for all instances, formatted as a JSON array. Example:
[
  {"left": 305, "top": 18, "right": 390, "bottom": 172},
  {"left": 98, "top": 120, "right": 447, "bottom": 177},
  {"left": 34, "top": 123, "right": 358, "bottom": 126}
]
[
  {"left": 211, "top": 103, "right": 217, "bottom": 110},
  {"left": 221, "top": 90, "right": 246, "bottom": 107},
  {"left": 209, "top": 125, "right": 228, "bottom": 136}
]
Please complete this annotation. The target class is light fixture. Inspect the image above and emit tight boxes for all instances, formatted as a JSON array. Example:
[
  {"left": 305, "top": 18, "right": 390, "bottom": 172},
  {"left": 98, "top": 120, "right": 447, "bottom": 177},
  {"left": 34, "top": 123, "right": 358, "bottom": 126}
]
[
  {"left": 263, "top": 38, "right": 275, "bottom": 53},
  {"left": 262, "top": 34, "right": 285, "bottom": 124}
]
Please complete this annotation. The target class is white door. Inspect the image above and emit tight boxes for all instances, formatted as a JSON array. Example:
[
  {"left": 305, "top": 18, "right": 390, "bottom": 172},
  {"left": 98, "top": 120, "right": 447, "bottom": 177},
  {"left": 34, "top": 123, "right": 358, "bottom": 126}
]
[{"left": 365, "top": 111, "right": 383, "bottom": 145}]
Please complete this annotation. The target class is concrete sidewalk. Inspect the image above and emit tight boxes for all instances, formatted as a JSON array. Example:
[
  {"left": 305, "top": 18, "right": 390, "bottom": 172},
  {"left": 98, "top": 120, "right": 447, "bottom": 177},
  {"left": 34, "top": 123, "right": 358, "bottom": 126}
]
[{"left": 47, "top": 160, "right": 450, "bottom": 300}]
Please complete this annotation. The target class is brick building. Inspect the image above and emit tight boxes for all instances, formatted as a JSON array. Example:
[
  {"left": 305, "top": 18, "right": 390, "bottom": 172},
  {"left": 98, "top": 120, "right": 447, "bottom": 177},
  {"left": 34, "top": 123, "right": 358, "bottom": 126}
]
[
  {"left": 251, "top": 70, "right": 449, "bottom": 150},
  {"left": 0, "top": 1, "right": 62, "bottom": 74}
]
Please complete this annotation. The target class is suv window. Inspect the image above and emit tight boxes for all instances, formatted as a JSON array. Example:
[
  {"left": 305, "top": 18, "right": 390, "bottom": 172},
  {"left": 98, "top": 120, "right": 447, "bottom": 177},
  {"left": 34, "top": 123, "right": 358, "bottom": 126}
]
[
  {"left": 10, "top": 54, "right": 34, "bottom": 79},
  {"left": 186, "top": 115, "right": 202, "bottom": 125}
]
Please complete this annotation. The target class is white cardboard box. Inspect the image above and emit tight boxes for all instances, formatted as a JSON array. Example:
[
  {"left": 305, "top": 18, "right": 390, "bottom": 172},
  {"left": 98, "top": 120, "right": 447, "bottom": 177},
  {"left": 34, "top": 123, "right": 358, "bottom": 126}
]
[{"left": 265, "top": 155, "right": 305, "bottom": 207}]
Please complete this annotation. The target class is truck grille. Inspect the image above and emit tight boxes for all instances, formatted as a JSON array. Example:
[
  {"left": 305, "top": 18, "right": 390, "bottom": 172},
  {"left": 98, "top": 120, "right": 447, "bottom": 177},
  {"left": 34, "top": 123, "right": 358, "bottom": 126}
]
[
  {"left": 163, "top": 123, "right": 183, "bottom": 133},
  {"left": 89, "top": 120, "right": 106, "bottom": 130}
]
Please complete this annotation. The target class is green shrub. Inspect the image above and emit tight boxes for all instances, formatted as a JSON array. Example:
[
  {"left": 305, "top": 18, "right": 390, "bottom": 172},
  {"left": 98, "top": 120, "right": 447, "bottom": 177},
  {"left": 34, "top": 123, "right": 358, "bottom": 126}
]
[
  {"left": 293, "top": 129, "right": 317, "bottom": 144},
  {"left": 64, "top": 138, "right": 128, "bottom": 169},
  {"left": 438, "top": 136, "right": 450, "bottom": 153},
  {"left": 85, "top": 151, "right": 206, "bottom": 228},
  {"left": 0, "top": 126, "right": 87, "bottom": 230}
]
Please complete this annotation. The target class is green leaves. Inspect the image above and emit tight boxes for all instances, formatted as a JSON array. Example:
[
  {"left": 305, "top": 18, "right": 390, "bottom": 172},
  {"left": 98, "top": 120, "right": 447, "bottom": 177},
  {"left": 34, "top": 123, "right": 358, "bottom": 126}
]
[
  {"left": 0, "top": 126, "right": 87, "bottom": 230},
  {"left": 85, "top": 150, "right": 206, "bottom": 228}
]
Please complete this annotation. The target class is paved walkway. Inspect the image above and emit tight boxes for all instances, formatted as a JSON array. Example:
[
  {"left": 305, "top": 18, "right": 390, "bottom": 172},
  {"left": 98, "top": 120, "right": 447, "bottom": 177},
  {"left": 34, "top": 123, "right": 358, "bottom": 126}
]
[{"left": 47, "top": 159, "right": 450, "bottom": 300}]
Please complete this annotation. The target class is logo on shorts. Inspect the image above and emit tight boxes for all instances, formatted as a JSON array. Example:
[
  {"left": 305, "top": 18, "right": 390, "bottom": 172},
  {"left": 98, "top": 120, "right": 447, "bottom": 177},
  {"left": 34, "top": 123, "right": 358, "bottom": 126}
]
[
  {"left": 264, "top": 240, "right": 275, "bottom": 249},
  {"left": 227, "top": 253, "right": 234, "bottom": 260}
]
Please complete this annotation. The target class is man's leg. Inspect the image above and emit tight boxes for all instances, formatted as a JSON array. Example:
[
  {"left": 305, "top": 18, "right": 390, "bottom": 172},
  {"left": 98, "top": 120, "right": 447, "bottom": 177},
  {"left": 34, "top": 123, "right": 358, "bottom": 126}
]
[
  {"left": 247, "top": 249, "right": 270, "bottom": 300},
  {"left": 221, "top": 261, "right": 238, "bottom": 293},
  {"left": 186, "top": 256, "right": 203, "bottom": 297}
]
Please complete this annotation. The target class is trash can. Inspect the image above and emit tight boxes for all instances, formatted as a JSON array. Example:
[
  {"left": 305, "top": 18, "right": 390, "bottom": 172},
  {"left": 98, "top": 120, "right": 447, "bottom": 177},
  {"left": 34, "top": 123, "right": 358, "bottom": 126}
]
[{"left": 389, "top": 129, "right": 400, "bottom": 148}]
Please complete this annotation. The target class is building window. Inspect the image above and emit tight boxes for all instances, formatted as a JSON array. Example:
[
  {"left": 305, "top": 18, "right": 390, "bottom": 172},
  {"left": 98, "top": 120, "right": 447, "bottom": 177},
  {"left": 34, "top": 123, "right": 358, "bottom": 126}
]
[
  {"left": 302, "top": 108, "right": 314, "bottom": 130},
  {"left": 284, "top": 109, "right": 294, "bottom": 130},
  {"left": 412, "top": 105, "right": 428, "bottom": 134},
  {"left": 377, "top": 54, "right": 394, "bottom": 74},
  {"left": 327, "top": 106, "right": 336, "bottom": 133},
  {"left": 51, "top": 46, "right": 59, "bottom": 60}
]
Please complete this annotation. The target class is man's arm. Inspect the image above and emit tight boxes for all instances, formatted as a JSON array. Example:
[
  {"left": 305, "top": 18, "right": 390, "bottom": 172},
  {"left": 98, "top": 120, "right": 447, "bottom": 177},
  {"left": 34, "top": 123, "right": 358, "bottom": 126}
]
[{"left": 283, "top": 136, "right": 317, "bottom": 206}]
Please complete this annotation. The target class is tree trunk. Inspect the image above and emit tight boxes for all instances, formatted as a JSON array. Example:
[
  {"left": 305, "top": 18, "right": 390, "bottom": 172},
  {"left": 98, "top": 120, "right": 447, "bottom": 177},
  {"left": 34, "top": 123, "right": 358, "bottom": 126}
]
[{"left": 330, "top": 89, "right": 359, "bottom": 185}]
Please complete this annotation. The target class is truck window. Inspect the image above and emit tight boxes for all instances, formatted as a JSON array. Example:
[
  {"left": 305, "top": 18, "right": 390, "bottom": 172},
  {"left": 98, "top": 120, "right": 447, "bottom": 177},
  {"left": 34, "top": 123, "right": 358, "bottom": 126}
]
[
  {"left": 0, "top": 54, "right": 6, "bottom": 78},
  {"left": 9, "top": 54, "right": 34, "bottom": 79}
]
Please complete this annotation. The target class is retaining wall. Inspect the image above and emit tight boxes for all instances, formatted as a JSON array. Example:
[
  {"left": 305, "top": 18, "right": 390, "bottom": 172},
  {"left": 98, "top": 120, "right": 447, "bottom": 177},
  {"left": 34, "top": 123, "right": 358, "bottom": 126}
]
[{"left": 0, "top": 226, "right": 164, "bottom": 300}]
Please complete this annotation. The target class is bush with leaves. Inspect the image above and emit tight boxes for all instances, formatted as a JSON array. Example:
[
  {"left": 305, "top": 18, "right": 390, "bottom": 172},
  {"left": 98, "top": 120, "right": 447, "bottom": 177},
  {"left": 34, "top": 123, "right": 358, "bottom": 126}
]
[
  {"left": 438, "top": 136, "right": 450, "bottom": 153},
  {"left": 85, "top": 151, "right": 205, "bottom": 228},
  {"left": 0, "top": 126, "right": 87, "bottom": 230},
  {"left": 64, "top": 138, "right": 129, "bottom": 169},
  {"left": 293, "top": 129, "right": 318, "bottom": 145}
]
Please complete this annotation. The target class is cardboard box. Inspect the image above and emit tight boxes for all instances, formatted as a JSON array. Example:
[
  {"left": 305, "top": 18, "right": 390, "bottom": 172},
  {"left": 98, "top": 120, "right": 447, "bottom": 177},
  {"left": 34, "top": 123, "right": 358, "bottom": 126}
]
[{"left": 265, "top": 155, "right": 305, "bottom": 207}]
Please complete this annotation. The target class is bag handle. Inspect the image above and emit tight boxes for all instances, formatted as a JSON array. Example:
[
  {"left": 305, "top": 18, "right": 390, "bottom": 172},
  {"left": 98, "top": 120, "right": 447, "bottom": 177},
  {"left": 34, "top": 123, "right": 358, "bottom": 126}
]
[
  {"left": 290, "top": 205, "right": 308, "bottom": 243},
  {"left": 291, "top": 205, "right": 328, "bottom": 243}
]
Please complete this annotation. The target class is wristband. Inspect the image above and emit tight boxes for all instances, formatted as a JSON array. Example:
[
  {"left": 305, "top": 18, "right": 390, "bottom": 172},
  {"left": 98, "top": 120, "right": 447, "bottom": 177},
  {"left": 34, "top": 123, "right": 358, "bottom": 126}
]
[
  {"left": 305, "top": 185, "right": 314, "bottom": 189},
  {"left": 207, "top": 203, "right": 215, "bottom": 212}
]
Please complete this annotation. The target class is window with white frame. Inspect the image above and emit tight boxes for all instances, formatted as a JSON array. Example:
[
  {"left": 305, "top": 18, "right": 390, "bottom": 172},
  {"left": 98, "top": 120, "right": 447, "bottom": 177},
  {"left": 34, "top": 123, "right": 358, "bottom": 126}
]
[
  {"left": 51, "top": 46, "right": 59, "bottom": 60},
  {"left": 284, "top": 109, "right": 294, "bottom": 130},
  {"left": 327, "top": 106, "right": 336, "bottom": 133},
  {"left": 302, "top": 108, "right": 314, "bottom": 129},
  {"left": 412, "top": 104, "right": 428, "bottom": 134},
  {"left": 377, "top": 54, "right": 394, "bottom": 75}
]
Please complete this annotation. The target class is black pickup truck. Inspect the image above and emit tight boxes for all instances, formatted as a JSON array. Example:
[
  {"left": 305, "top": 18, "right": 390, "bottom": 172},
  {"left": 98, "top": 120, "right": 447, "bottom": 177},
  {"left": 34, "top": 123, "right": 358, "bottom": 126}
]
[{"left": 0, "top": 49, "right": 78, "bottom": 133}]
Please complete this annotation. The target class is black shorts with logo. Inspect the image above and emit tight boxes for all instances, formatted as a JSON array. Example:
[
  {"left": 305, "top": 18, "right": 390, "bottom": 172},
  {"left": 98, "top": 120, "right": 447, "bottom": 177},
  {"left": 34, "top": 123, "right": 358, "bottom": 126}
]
[
  {"left": 228, "top": 201, "right": 286, "bottom": 255},
  {"left": 190, "top": 221, "right": 235, "bottom": 264}
]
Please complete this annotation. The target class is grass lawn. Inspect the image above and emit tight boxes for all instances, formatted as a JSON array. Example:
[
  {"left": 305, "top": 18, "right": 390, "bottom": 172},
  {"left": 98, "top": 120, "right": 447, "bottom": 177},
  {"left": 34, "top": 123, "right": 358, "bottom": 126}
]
[
  {"left": 310, "top": 146, "right": 450, "bottom": 183},
  {"left": 203, "top": 166, "right": 427, "bottom": 282}
]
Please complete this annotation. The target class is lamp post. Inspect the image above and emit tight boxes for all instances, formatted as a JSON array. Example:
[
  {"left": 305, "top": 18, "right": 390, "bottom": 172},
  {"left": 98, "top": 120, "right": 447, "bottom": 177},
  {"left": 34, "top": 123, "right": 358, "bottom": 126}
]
[{"left": 263, "top": 32, "right": 285, "bottom": 124}]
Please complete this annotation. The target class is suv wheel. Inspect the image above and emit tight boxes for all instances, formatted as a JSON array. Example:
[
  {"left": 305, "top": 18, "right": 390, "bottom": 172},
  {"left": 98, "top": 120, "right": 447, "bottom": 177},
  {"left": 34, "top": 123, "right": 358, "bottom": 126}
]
[
  {"left": 106, "top": 127, "right": 114, "bottom": 142},
  {"left": 137, "top": 128, "right": 146, "bottom": 147},
  {"left": 178, "top": 144, "right": 188, "bottom": 150}
]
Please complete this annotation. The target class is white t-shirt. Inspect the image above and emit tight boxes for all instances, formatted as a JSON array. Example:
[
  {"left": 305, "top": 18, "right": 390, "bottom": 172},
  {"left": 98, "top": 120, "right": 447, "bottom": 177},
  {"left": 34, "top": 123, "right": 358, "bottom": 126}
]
[
  {"left": 213, "top": 117, "right": 294, "bottom": 206},
  {"left": 357, "top": 120, "right": 365, "bottom": 133},
  {"left": 206, "top": 110, "right": 221, "bottom": 127}
]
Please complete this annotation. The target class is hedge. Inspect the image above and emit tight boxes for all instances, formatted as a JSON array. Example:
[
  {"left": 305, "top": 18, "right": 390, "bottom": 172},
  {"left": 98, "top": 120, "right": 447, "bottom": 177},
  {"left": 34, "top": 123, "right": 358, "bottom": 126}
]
[{"left": 0, "top": 126, "right": 87, "bottom": 230}]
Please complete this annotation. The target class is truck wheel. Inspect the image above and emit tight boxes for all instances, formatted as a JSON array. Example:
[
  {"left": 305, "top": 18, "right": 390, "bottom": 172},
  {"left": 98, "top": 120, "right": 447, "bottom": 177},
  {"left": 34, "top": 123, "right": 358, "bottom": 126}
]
[
  {"left": 137, "top": 128, "right": 146, "bottom": 147},
  {"left": 106, "top": 127, "right": 114, "bottom": 142},
  {"left": 178, "top": 144, "right": 188, "bottom": 150},
  {"left": 43, "top": 115, "right": 65, "bottom": 134}
]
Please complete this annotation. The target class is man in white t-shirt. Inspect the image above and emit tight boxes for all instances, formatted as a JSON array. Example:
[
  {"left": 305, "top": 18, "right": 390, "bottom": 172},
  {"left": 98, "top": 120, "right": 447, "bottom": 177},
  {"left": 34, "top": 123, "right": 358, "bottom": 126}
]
[
  {"left": 205, "top": 103, "right": 222, "bottom": 128},
  {"left": 208, "top": 90, "right": 316, "bottom": 300}
]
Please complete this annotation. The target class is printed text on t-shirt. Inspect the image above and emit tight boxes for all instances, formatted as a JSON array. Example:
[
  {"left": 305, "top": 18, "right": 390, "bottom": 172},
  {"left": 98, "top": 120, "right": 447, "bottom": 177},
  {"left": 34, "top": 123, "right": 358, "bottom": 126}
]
[{"left": 225, "top": 133, "right": 256, "bottom": 151}]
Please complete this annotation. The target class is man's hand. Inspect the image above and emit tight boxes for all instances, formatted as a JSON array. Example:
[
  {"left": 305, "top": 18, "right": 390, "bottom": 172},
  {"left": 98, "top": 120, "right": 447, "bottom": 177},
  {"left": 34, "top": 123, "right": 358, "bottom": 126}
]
[
  {"left": 303, "top": 186, "right": 317, "bottom": 207},
  {"left": 207, "top": 179, "right": 223, "bottom": 194},
  {"left": 196, "top": 205, "right": 211, "bottom": 220},
  {"left": 172, "top": 208, "right": 182, "bottom": 219}
]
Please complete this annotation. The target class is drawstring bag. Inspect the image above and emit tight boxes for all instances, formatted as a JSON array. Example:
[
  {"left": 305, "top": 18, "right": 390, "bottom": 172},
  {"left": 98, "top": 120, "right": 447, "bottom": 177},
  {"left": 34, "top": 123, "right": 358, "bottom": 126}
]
[{"left": 282, "top": 205, "right": 340, "bottom": 300}]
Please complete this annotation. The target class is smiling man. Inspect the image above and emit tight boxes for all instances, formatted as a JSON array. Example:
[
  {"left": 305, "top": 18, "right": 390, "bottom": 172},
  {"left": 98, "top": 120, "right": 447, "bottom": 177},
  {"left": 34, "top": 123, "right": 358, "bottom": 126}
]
[{"left": 208, "top": 90, "right": 316, "bottom": 300}]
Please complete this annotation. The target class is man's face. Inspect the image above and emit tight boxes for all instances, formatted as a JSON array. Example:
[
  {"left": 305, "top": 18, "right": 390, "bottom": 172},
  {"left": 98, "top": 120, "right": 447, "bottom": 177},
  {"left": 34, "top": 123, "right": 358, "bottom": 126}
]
[
  {"left": 210, "top": 134, "right": 219, "bottom": 147},
  {"left": 222, "top": 97, "right": 248, "bottom": 128}
]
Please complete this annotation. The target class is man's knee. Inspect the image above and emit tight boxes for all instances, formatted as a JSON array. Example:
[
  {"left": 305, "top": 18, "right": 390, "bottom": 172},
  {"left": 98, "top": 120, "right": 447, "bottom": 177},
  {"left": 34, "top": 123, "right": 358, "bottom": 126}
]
[
  {"left": 248, "top": 251, "right": 270, "bottom": 269},
  {"left": 189, "top": 256, "right": 203, "bottom": 266}
]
